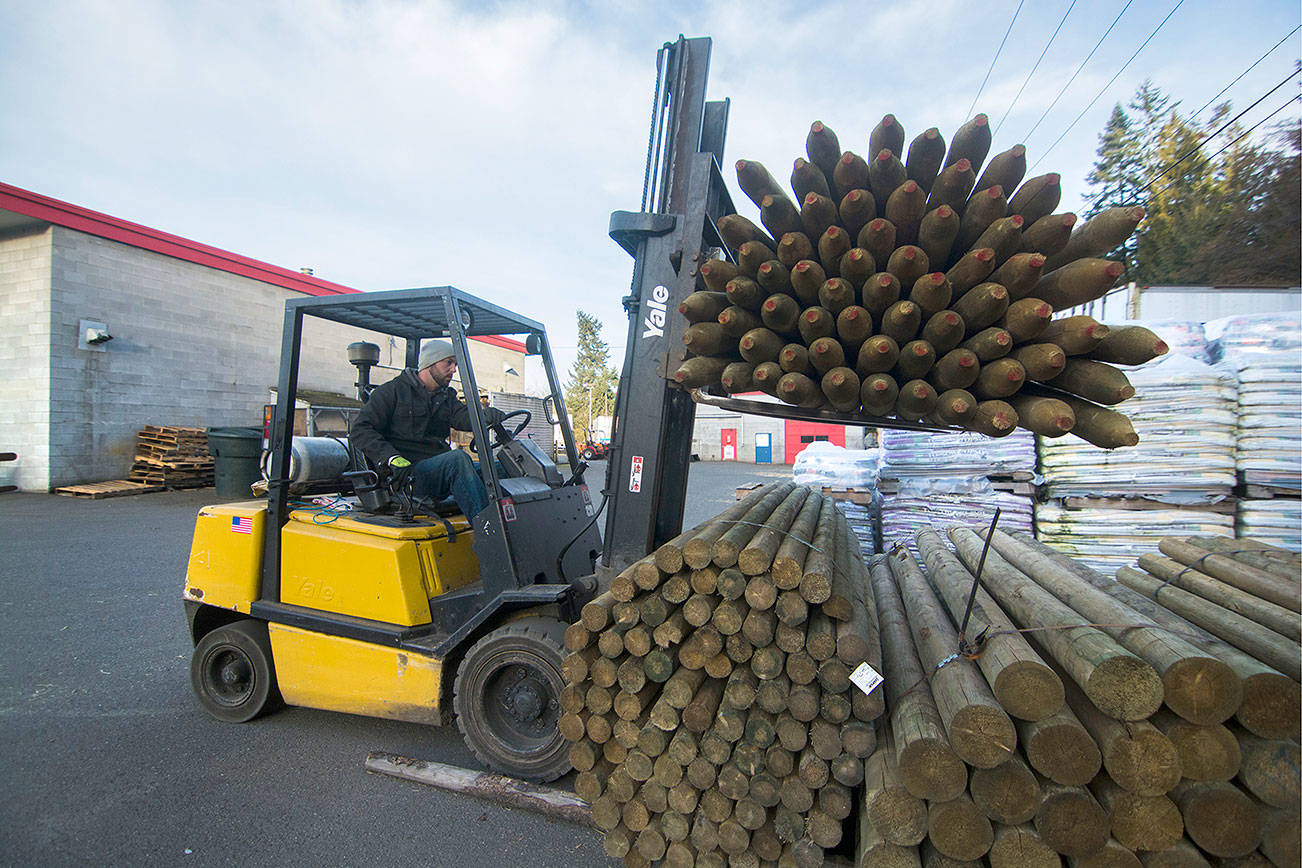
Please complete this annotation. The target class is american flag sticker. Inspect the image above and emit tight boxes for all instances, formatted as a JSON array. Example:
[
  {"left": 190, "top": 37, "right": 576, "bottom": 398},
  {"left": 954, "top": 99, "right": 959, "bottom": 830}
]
[{"left": 230, "top": 516, "right": 253, "bottom": 534}]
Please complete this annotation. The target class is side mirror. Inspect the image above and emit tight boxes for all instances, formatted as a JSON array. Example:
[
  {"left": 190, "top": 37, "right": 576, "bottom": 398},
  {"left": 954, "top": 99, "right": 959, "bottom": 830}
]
[
  {"left": 525, "top": 333, "right": 544, "bottom": 356},
  {"left": 542, "top": 395, "right": 559, "bottom": 426}
]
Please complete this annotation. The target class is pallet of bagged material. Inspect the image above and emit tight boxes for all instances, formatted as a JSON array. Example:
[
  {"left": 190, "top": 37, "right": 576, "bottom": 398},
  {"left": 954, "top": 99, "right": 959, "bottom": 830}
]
[
  {"left": 54, "top": 480, "right": 163, "bottom": 498},
  {"left": 1061, "top": 495, "right": 1237, "bottom": 516},
  {"left": 879, "top": 478, "right": 1037, "bottom": 496}
]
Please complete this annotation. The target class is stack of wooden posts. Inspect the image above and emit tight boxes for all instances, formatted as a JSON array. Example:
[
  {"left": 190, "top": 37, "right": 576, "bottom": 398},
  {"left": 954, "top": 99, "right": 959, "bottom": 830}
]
[
  {"left": 129, "top": 425, "right": 213, "bottom": 489},
  {"left": 672, "top": 114, "right": 1166, "bottom": 447},
  {"left": 561, "top": 481, "right": 885, "bottom": 867},
  {"left": 859, "top": 525, "right": 1300, "bottom": 867}
]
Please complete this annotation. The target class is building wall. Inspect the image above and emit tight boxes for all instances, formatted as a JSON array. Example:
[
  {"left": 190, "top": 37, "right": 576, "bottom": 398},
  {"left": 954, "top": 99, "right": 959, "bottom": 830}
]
[
  {"left": 0, "top": 227, "right": 54, "bottom": 490},
  {"left": 5, "top": 225, "right": 522, "bottom": 490}
]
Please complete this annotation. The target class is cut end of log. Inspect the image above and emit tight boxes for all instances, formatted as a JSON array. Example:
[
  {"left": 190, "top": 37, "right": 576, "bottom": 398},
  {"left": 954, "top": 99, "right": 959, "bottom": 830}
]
[
  {"left": 954, "top": 158, "right": 972, "bottom": 172},
  {"left": 1085, "top": 654, "right": 1164, "bottom": 721},
  {"left": 875, "top": 150, "right": 893, "bottom": 163},
  {"left": 949, "top": 705, "right": 1018, "bottom": 768},
  {"left": 1162, "top": 656, "right": 1244, "bottom": 726},
  {"left": 870, "top": 218, "right": 889, "bottom": 231},
  {"left": 974, "top": 247, "right": 994, "bottom": 262},
  {"left": 1009, "top": 214, "right": 1024, "bottom": 228},
  {"left": 937, "top": 205, "right": 954, "bottom": 218},
  {"left": 993, "top": 661, "right": 1065, "bottom": 722}
]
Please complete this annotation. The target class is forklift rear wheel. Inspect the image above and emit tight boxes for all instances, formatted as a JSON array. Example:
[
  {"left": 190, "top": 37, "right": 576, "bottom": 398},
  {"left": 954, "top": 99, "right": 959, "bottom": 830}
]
[
  {"left": 190, "top": 620, "right": 281, "bottom": 723},
  {"left": 453, "top": 617, "right": 570, "bottom": 782},
  {"left": 581, "top": 447, "right": 596, "bottom": 460}
]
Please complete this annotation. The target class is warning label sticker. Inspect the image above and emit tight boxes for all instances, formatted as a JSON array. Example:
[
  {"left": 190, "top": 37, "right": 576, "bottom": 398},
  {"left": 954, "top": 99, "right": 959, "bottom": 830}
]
[
  {"left": 502, "top": 499, "right": 517, "bottom": 522},
  {"left": 629, "top": 456, "right": 644, "bottom": 493}
]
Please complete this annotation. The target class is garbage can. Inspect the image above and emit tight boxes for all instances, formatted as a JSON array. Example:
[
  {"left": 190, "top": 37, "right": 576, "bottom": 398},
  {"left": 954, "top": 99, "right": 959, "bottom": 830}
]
[{"left": 207, "top": 426, "right": 264, "bottom": 497}]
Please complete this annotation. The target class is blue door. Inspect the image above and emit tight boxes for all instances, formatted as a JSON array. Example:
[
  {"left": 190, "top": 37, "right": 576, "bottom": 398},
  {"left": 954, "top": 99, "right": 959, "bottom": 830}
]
[{"left": 755, "top": 433, "right": 772, "bottom": 464}]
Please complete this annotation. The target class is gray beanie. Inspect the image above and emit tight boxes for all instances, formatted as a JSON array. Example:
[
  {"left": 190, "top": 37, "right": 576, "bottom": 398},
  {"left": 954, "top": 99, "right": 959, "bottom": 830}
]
[{"left": 418, "top": 339, "right": 455, "bottom": 370}]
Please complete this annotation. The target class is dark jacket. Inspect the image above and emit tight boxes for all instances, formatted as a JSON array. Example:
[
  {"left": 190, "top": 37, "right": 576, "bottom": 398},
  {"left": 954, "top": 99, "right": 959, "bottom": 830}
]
[{"left": 349, "top": 369, "right": 476, "bottom": 466}]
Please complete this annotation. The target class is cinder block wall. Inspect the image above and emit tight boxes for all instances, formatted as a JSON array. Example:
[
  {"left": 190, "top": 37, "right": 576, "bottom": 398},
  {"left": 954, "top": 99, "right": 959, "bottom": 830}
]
[
  {"left": 38, "top": 228, "right": 383, "bottom": 489},
  {"left": 0, "top": 227, "right": 54, "bottom": 490}
]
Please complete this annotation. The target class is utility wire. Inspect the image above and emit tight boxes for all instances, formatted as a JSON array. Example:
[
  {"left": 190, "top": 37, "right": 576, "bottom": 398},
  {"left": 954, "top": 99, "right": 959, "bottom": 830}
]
[
  {"left": 1021, "top": 0, "right": 1135, "bottom": 144},
  {"left": 1146, "top": 92, "right": 1300, "bottom": 202},
  {"left": 967, "top": 0, "right": 1027, "bottom": 121},
  {"left": 1029, "top": 0, "right": 1186, "bottom": 171},
  {"left": 1138, "top": 67, "right": 1301, "bottom": 195},
  {"left": 1187, "top": 26, "right": 1301, "bottom": 124},
  {"left": 994, "top": 0, "right": 1078, "bottom": 137}
]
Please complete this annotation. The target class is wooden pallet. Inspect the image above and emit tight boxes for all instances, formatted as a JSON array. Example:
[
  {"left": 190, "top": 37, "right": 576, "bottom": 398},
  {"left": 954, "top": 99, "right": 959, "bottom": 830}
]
[
  {"left": 821, "top": 487, "right": 875, "bottom": 504},
  {"left": 1241, "top": 483, "right": 1302, "bottom": 500},
  {"left": 54, "top": 480, "right": 164, "bottom": 499},
  {"left": 1060, "top": 496, "right": 1237, "bottom": 516}
]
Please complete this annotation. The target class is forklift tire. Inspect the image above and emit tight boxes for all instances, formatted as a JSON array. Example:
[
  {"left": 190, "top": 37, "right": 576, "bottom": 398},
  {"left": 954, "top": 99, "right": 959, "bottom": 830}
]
[
  {"left": 453, "top": 617, "right": 570, "bottom": 782},
  {"left": 190, "top": 620, "right": 281, "bottom": 724}
]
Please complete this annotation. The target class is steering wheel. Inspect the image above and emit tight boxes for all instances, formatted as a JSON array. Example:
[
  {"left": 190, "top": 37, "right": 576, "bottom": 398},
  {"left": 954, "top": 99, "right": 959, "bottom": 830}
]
[{"left": 469, "top": 409, "right": 532, "bottom": 454}]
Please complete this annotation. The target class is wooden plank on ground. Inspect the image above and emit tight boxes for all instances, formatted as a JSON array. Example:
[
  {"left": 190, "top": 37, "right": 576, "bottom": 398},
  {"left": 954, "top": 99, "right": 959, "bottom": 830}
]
[{"left": 54, "top": 480, "right": 164, "bottom": 499}]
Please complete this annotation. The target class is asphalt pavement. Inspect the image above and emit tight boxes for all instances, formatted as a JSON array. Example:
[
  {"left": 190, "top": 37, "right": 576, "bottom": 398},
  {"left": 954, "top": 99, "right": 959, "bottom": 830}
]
[{"left": 0, "top": 459, "right": 793, "bottom": 866}]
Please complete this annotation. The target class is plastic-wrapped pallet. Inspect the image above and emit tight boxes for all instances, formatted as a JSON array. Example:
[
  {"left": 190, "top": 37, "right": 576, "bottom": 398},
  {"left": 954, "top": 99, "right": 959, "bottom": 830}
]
[
  {"left": 1209, "top": 311, "right": 1302, "bottom": 489},
  {"left": 792, "top": 441, "right": 878, "bottom": 489},
  {"left": 1039, "top": 355, "right": 1238, "bottom": 499},
  {"left": 1036, "top": 354, "right": 1239, "bottom": 573},
  {"left": 1036, "top": 502, "right": 1235, "bottom": 575},
  {"left": 1237, "top": 498, "right": 1302, "bottom": 551},
  {"left": 878, "top": 428, "right": 1036, "bottom": 477},
  {"left": 881, "top": 477, "right": 1034, "bottom": 559}
]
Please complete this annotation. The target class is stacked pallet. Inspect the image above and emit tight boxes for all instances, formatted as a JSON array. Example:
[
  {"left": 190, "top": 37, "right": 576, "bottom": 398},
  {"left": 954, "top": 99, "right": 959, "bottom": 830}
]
[
  {"left": 1036, "top": 355, "right": 1238, "bottom": 574},
  {"left": 859, "top": 525, "right": 1300, "bottom": 867},
  {"left": 129, "top": 425, "right": 213, "bottom": 489},
  {"left": 1211, "top": 312, "right": 1302, "bottom": 551},
  {"left": 877, "top": 427, "right": 1036, "bottom": 558},
  {"left": 562, "top": 482, "right": 885, "bottom": 867},
  {"left": 673, "top": 115, "right": 1160, "bottom": 447}
]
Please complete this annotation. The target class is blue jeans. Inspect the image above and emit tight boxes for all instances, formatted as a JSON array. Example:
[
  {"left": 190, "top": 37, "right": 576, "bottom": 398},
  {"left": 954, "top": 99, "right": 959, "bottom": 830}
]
[{"left": 410, "top": 450, "right": 489, "bottom": 519}]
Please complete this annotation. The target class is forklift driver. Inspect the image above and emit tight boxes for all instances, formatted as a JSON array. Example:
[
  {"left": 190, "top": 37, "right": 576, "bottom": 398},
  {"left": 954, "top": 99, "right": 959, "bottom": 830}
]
[{"left": 349, "top": 339, "right": 506, "bottom": 519}]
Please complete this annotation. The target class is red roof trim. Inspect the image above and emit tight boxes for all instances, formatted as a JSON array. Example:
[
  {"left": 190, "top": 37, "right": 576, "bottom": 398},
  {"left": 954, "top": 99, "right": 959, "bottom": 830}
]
[
  {"left": 473, "top": 334, "right": 528, "bottom": 353},
  {"left": 0, "top": 182, "right": 356, "bottom": 296}
]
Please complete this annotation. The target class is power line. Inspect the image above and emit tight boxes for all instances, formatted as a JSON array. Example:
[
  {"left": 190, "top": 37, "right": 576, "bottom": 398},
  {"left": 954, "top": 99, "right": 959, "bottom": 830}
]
[
  {"left": 1146, "top": 92, "right": 1300, "bottom": 202},
  {"left": 1187, "top": 26, "right": 1301, "bottom": 124},
  {"left": 993, "top": 0, "right": 1078, "bottom": 137},
  {"left": 1028, "top": 0, "right": 1186, "bottom": 171},
  {"left": 967, "top": 0, "right": 1027, "bottom": 121},
  {"left": 1021, "top": 0, "right": 1135, "bottom": 144},
  {"left": 1139, "top": 67, "right": 1301, "bottom": 196}
]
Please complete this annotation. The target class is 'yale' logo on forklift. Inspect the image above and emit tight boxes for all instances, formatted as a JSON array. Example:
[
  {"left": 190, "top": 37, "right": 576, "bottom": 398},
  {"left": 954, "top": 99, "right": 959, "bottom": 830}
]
[{"left": 641, "top": 285, "right": 670, "bottom": 338}]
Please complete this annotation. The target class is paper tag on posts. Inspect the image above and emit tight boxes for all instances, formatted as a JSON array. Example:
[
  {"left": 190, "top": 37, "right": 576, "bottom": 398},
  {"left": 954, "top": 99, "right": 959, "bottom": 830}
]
[{"left": 850, "top": 662, "right": 884, "bottom": 696}]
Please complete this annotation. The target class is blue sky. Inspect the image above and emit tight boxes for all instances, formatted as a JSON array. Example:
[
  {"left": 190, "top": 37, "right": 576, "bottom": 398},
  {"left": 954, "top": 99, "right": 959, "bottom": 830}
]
[{"left": 2, "top": 0, "right": 1298, "bottom": 389}]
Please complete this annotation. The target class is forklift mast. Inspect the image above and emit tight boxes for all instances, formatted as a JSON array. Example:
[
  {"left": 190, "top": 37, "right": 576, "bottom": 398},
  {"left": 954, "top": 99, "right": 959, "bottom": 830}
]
[{"left": 602, "top": 36, "right": 735, "bottom": 574}]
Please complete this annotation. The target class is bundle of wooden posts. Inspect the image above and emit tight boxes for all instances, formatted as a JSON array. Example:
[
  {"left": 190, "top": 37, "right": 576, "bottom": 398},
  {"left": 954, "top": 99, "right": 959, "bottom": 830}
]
[
  {"left": 129, "top": 425, "right": 214, "bottom": 488},
  {"left": 673, "top": 115, "right": 1167, "bottom": 447},
  {"left": 561, "top": 481, "right": 885, "bottom": 867},
  {"left": 857, "top": 525, "right": 1300, "bottom": 867}
]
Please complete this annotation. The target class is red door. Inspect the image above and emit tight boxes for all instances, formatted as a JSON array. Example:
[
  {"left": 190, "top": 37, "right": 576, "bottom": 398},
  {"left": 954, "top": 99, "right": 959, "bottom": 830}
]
[
  {"left": 783, "top": 420, "right": 845, "bottom": 464},
  {"left": 721, "top": 429, "right": 738, "bottom": 461}
]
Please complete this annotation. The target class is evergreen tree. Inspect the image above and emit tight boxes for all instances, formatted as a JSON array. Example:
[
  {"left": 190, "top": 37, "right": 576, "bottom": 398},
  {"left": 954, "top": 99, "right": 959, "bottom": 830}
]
[
  {"left": 1084, "top": 103, "right": 1145, "bottom": 276},
  {"left": 564, "top": 311, "right": 618, "bottom": 441},
  {"left": 1082, "top": 80, "right": 1300, "bottom": 287}
]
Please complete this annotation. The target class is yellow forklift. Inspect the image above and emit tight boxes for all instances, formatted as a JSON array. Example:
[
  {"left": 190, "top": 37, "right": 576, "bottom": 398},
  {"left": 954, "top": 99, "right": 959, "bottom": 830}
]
[{"left": 184, "top": 287, "right": 604, "bottom": 780}]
